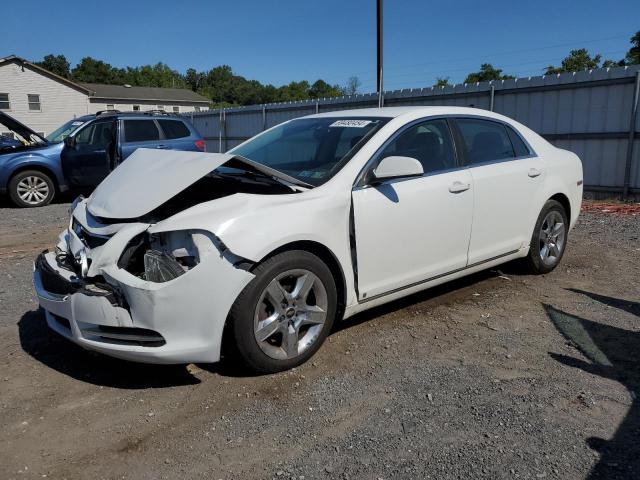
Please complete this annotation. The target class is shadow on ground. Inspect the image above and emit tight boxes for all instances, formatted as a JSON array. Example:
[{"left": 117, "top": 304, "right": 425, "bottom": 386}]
[
  {"left": 20, "top": 263, "right": 514, "bottom": 385},
  {"left": 545, "top": 290, "right": 640, "bottom": 480},
  {"left": 18, "top": 309, "right": 201, "bottom": 388}
]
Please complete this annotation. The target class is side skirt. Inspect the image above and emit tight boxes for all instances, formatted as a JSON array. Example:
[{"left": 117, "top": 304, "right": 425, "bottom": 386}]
[{"left": 342, "top": 246, "right": 529, "bottom": 320}]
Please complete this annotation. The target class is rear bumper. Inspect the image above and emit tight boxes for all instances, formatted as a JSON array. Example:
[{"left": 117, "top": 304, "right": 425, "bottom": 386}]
[{"left": 34, "top": 248, "right": 254, "bottom": 364}]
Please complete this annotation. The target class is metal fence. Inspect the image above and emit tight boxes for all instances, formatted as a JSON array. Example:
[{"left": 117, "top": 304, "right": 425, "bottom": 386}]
[{"left": 185, "top": 65, "right": 640, "bottom": 196}]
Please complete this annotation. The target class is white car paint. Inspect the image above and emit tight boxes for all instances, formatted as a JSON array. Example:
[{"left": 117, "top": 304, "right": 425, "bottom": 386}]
[{"left": 33, "top": 106, "right": 583, "bottom": 364}]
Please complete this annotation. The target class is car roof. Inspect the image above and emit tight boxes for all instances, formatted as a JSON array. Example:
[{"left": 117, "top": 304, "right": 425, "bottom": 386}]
[{"left": 305, "top": 106, "right": 505, "bottom": 120}]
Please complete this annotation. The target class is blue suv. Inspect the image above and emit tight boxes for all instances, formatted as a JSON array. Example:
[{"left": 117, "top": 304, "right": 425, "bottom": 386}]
[{"left": 0, "top": 111, "right": 205, "bottom": 208}]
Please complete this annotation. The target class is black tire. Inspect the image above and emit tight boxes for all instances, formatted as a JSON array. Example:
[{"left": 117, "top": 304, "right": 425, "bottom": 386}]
[
  {"left": 524, "top": 199, "right": 569, "bottom": 274},
  {"left": 8, "top": 170, "right": 55, "bottom": 208},
  {"left": 227, "top": 250, "right": 338, "bottom": 374}
]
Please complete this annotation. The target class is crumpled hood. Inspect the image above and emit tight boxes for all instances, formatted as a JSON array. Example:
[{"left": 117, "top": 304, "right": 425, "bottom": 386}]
[{"left": 87, "top": 148, "right": 235, "bottom": 219}]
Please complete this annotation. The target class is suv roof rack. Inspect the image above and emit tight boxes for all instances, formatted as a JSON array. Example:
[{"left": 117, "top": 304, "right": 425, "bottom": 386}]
[
  {"left": 95, "top": 110, "right": 121, "bottom": 116},
  {"left": 95, "top": 110, "right": 172, "bottom": 118}
]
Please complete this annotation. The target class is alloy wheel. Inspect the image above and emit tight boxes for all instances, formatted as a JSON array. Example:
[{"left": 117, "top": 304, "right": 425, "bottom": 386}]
[
  {"left": 16, "top": 176, "right": 50, "bottom": 205},
  {"left": 539, "top": 210, "right": 566, "bottom": 266},
  {"left": 254, "top": 269, "right": 328, "bottom": 360}
]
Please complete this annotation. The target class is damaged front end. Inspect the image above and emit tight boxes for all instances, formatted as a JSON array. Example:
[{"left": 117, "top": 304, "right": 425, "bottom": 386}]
[
  {"left": 33, "top": 196, "right": 256, "bottom": 364},
  {"left": 117, "top": 229, "right": 252, "bottom": 283}
]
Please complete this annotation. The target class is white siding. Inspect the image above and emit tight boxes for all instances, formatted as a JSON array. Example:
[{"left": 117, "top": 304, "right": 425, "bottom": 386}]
[
  {"left": 0, "top": 62, "right": 89, "bottom": 136},
  {"left": 88, "top": 100, "right": 208, "bottom": 114}
]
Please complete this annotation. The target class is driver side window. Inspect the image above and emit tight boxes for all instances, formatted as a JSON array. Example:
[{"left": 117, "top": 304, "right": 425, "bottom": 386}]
[
  {"left": 379, "top": 119, "right": 456, "bottom": 175},
  {"left": 75, "top": 121, "right": 116, "bottom": 149}
]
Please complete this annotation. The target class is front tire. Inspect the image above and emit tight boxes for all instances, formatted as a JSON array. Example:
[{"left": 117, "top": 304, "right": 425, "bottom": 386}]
[
  {"left": 524, "top": 199, "right": 568, "bottom": 274},
  {"left": 227, "top": 250, "right": 338, "bottom": 374},
  {"left": 8, "top": 170, "right": 55, "bottom": 208}
]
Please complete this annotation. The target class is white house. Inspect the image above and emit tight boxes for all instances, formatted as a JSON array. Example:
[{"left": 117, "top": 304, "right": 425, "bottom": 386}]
[{"left": 0, "top": 55, "right": 210, "bottom": 138}]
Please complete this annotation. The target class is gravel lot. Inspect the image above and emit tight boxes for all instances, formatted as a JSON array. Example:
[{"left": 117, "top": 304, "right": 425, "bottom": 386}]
[{"left": 0, "top": 200, "right": 639, "bottom": 480}]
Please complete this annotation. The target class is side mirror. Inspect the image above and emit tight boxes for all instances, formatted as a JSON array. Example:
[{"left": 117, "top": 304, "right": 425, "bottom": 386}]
[
  {"left": 372, "top": 156, "right": 424, "bottom": 182},
  {"left": 64, "top": 136, "right": 76, "bottom": 149}
]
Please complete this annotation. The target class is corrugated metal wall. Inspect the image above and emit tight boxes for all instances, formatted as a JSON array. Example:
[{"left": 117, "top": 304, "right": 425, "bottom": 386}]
[{"left": 185, "top": 65, "right": 640, "bottom": 194}]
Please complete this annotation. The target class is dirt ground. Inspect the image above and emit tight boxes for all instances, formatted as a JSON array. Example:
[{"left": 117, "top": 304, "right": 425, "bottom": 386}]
[{"left": 0, "top": 199, "right": 638, "bottom": 480}]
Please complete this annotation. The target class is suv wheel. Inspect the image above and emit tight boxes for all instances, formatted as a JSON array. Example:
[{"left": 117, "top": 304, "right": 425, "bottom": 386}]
[{"left": 9, "top": 170, "right": 55, "bottom": 208}]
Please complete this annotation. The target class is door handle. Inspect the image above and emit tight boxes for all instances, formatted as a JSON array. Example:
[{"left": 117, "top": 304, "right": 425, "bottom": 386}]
[
  {"left": 156, "top": 144, "right": 169, "bottom": 149},
  {"left": 528, "top": 168, "right": 542, "bottom": 178},
  {"left": 449, "top": 181, "right": 471, "bottom": 193}
]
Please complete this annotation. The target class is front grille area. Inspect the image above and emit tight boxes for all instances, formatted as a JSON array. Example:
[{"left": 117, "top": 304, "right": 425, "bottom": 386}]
[
  {"left": 79, "top": 325, "right": 166, "bottom": 347},
  {"left": 72, "top": 219, "right": 111, "bottom": 249}
]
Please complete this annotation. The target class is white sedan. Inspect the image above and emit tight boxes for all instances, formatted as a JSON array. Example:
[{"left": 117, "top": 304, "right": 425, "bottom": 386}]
[{"left": 33, "top": 107, "right": 583, "bottom": 373}]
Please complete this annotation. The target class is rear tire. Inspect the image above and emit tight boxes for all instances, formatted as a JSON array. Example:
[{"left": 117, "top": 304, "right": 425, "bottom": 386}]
[
  {"left": 8, "top": 170, "right": 55, "bottom": 208},
  {"left": 227, "top": 250, "right": 338, "bottom": 374},
  {"left": 524, "top": 199, "right": 568, "bottom": 274}
]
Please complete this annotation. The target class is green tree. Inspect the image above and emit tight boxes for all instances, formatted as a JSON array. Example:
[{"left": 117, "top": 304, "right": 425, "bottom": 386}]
[
  {"left": 545, "top": 49, "right": 602, "bottom": 74},
  {"left": 464, "top": 64, "right": 514, "bottom": 83},
  {"left": 433, "top": 77, "right": 450, "bottom": 88},
  {"left": 344, "top": 76, "right": 361, "bottom": 95},
  {"left": 626, "top": 31, "right": 640, "bottom": 65},
  {"left": 185, "top": 68, "right": 205, "bottom": 91},
  {"left": 308, "top": 79, "right": 342, "bottom": 99},
  {"left": 122, "top": 63, "right": 186, "bottom": 88},
  {"left": 71, "top": 57, "right": 125, "bottom": 84},
  {"left": 277, "top": 81, "right": 311, "bottom": 102},
  {"left": 36, "top": 54, "right": 70, "bottom": 78}
]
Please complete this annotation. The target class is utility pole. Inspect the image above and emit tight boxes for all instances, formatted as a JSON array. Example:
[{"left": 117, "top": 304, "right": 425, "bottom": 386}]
[{"left": 377, "top": 0, "right": 384, "bottom": 108}]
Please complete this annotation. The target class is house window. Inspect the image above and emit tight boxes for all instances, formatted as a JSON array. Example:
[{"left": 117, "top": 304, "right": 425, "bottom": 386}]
[
  {"left": 0, "top": 93, "right": 9, "bottom": 110},
  {"left": 172, "top": 106, "right": 180, "bottom": 113},
  {"left": 106, "top": 104, "right": 115, "bottom": 111},
  {"left": 194, "top": 106, "right": 201, "bottom": 112},
  {"left": 133, "top": 105, "right": 140, "bottom": 111},
  {"left": 28, "top": 94, "right": 41, "bottom": 111},
  {"left": 157, "top": 105, "right": 165, "bottom": 111}
]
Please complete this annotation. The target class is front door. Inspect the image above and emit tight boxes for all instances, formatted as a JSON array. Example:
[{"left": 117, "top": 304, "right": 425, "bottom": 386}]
[
  {"left": 352, "top": 118, "right": 474, "bottom": 301},
  {"left": 61, "top": 119, "right": 118, "bottom": 187}
]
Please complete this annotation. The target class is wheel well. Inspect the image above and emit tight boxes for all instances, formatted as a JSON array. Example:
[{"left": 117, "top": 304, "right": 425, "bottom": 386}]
[
  {"left": 549, "top": 193, "right": 571, "bottom": 220},
  {"left": 256, "top": 241, "right": 347, "bottom": 318},
  {"left": 8, "top": 165, "right": 59, "bottom": 191}
]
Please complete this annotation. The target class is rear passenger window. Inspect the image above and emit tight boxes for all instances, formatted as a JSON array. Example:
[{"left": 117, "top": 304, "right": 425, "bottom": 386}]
[
  {"left": 505, "top": 125, "right": 531, "bottom": 157},
  {"left": 158, "top": 120, "right": 191, "bottom": 140},
  {"left": 123, "top": 120, "right": 160, "bottom": 142},
  {"left": 456, "top": 119, "right": 515, "bottom": 165},
  {"left": 379, "top": 119, "right": 456, "bottom": 174}
]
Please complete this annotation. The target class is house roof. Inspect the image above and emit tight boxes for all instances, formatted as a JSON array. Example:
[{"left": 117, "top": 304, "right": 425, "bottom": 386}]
[
  {"left": 0, "top": 54, "right": 93, "bottom": 94},
  {"left": 0, "top": 55, "right": 210, "bottom": 105},
  {"left": 81, "top": 83, "right": 210, "bottom": 104}
]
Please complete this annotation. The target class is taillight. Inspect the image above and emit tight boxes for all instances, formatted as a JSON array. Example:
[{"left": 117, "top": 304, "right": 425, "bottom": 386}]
[{"left": 195, "top": 139, "right": 206, "bottom": 151}]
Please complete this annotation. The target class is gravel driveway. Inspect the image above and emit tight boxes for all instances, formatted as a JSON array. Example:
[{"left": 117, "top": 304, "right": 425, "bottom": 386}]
[{"left": 0, "top": 200, "right": 638, "bottom": 480}]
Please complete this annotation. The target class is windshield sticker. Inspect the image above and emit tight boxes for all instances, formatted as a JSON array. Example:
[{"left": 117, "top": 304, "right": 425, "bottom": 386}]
[
  {"left": 329, "top": 120, "right": 372, "bottom": 128},
  {"left": 71, "top": 121, "right": 84, "bottom": 126}
]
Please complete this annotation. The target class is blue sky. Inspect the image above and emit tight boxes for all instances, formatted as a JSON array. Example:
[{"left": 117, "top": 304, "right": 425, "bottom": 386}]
[{"left": 2, "top": 0, "right": 639, "bottom": 92}]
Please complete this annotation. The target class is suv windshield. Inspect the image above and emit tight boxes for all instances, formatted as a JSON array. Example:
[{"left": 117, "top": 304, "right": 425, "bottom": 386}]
[
  {"left": 46, "top": 118, "right": 88, "bottom": 143},
  {"left": 230, "top": 117, "right": 388, "bottom": 186}
]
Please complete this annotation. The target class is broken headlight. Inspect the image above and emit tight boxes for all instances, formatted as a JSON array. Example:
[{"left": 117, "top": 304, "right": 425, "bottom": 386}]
[{"left": 118, "top": 230, "right": 221, "bottom": 283}]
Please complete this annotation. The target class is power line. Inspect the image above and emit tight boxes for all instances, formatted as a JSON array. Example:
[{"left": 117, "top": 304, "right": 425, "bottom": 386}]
[{"left": 322, "top": 33, "right": 631, "bottom": 84}]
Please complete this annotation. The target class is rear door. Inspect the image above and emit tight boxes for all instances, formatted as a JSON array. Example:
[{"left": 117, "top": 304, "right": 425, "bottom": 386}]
[
  {"left": 61, "top": 119, "right": 118, "bottom": 187},
  {"left": 119, "top": 119, "right": 163, "bottom": 160},
  {"left": 157, "top": 119, "right": 198, "bottom": 151},
  {"left": 453, "top": 117, "right": 543, "bottom": 264}
]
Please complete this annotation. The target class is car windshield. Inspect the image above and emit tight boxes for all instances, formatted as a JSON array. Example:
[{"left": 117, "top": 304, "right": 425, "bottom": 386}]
[
  {"left": 230, "top": 117, "right": 388, "bottom": 186},
  {"left": 46, "top": 118, "right": 88, "bottom": 143}
]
